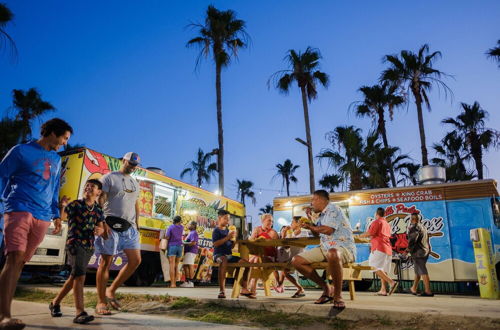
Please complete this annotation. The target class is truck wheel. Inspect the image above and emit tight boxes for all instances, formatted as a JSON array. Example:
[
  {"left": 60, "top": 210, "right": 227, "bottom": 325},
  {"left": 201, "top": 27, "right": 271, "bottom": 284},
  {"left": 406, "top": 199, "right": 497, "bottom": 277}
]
[
  {"left": 354, "top": 279, "right": 373, "bottom": 291},
  {"left": 124, "top": 251, "right": 159, "bottom": 287}
]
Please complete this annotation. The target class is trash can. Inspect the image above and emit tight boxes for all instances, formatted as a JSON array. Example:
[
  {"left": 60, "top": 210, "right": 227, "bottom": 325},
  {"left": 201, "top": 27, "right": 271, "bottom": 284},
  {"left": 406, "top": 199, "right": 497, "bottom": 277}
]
[{"left": 470, "top": 228, "right": 500, "bottom": 299}]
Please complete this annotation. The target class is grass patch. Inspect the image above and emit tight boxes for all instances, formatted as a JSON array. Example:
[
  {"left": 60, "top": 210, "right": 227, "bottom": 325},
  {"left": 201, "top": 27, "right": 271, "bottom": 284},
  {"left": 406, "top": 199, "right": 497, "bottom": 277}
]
[{"left": 170, "top": 296, "right": 196, "bottom": 310}]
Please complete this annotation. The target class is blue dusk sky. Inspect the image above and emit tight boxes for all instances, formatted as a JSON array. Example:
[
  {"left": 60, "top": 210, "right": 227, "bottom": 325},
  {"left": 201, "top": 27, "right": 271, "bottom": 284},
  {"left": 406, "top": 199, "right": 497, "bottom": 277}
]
[{"left": 1, "top": 0, "right": 499, "bottom": 225}]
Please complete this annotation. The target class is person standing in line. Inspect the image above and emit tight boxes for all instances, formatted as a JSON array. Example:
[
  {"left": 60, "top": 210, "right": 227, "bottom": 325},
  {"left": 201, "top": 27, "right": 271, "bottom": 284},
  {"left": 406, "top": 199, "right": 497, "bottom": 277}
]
[
  {"left": 94, "top": 152, "right": 142, "bottom": 315},
  {"left": 165, "top": 216, "right": 184, "bottom": 288},
  {"left": 359, "top": 207, "right": 398, "bottom": 296},
  {"left": 49, "top": 179, "right": 105, "bottom": 324},
  {"left": 407, "top": 212, "right": 434, "bottom": 297},
  {"left": 180, "top": 221, "right": 199, "bottom": 288},
  {"left": 0, "top": 118, "right": 72, "bottom": 330}
]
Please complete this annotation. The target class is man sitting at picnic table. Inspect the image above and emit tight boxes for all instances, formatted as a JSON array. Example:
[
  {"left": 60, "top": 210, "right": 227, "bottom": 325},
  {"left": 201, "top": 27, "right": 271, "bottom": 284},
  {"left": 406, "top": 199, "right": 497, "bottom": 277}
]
[{"left": 292, "top": 190, "right": 356, "bottom": 309}]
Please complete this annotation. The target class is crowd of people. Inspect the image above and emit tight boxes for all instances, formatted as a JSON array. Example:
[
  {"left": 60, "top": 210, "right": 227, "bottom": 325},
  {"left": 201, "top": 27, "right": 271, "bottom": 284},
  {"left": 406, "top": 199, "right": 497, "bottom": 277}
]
[{"left": 0, "top": 117, "right": 434, "bottom": 329}]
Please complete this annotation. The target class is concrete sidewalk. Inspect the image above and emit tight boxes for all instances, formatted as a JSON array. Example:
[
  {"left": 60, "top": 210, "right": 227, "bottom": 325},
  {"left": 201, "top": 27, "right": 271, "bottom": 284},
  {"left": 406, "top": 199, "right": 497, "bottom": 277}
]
[
  {"left": 23, "top": 284, "right": 500, "bottom": 322},
  {"left": 11, "top": 300, "right": 254, "bottom": 329}
]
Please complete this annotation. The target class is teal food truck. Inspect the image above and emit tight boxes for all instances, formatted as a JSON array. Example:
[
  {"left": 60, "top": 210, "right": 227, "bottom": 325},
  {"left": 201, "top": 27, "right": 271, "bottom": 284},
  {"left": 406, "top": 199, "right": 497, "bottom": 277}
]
[{"left": 273, "top": 180, "right": 500, "bottom": 293}]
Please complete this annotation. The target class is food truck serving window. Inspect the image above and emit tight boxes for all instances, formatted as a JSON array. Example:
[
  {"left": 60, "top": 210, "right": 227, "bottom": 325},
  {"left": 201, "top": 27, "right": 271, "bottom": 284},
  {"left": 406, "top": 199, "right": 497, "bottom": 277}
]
[{"left": 153, "top": 184, "right": 175, "bottom": 219}]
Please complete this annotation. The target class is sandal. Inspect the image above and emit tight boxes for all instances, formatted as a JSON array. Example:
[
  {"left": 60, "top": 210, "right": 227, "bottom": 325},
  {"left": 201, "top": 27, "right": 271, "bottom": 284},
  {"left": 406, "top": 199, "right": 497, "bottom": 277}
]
[
  {"left": 419, "top": 292, "right": 434, "bottom": 297},
  {"left": 218, "top": 292, "right": 226, "bottom": 299},
  {"left": 106, "top": 296, "right": 122, "bottom": 310},
  {"left": 291, "top": 291, "right": 305, "bottom": 298},
  {"left": 375, "top": 292, "right": 388, "bottom": 296},
  {"left": 95, "top": 304, "right": 112, "bottom": 315},
  {"left": 333, "top": 300, "right": 346, "bottom": 310},
  {"left": 0, "top": 318, "right": 26, "bottom": 330},
  {"left": 73, "top": 311, "right": 95, "bottom": 324},
  {"left": 389, "top": 281, "right": 399, "bottom": 295},
  {"left": 241, "top": 292, "right": 257, "bottom": 299},
  {"left": 314, "top": 294, "right": 333, "bottom": 304},
  {"left": 49, "top": 302, "right": 63, "bottom": 317}
]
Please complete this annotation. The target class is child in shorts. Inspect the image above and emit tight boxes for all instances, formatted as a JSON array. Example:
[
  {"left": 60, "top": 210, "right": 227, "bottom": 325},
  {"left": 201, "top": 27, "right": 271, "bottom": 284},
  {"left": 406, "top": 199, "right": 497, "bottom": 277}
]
[{"left": 49, "top": 179, "right": 105, "bottom": 324}]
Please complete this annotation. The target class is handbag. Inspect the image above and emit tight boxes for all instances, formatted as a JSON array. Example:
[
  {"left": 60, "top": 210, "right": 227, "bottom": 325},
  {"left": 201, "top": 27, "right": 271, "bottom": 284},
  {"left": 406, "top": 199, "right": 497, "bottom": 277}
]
[
  {"left": 105, "top": 216, "right": 132, "bottom": 232},
  {"left": 159, "top": 238, "right": 168, "bottom": 251}
]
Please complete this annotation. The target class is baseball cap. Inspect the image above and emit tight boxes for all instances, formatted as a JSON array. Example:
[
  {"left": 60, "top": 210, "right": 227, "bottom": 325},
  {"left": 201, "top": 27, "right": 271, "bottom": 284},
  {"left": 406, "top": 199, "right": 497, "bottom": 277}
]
[{"left": 123, "top": 152, "right": 141, "bottom": 166}]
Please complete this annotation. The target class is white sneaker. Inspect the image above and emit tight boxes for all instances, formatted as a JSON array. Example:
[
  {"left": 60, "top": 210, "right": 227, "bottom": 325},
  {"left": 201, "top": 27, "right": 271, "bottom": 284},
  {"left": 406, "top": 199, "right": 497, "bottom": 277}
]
[{"left": 180, "top": 281, "right": 194, "bottom": 288}]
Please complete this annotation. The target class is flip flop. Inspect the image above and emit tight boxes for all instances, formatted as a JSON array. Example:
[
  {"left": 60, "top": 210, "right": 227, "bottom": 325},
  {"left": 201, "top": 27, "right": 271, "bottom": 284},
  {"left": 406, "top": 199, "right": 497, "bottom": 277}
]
[
  {"left": 49, "top": 302, "right": 63, "bottom": 317},
  {"left": 107, "top": 297, "right": 122, "bottom": 310},
  {"left": 241, "top": 292, "right": 257, "bottom": 299},
  {"left": 73, "top": 311, "right": 95, "bottom": 324},
  {"left": 419, "top": 292, "right": 434, "bottom": 297},
  {"left": 291, "top": 291, "right": 306, "bottom": 298},
  {"left": 375, "top": 292, "right": 388, "bottom": 296},
  {"left": 314, "top": 294, "right": 333, "bottom": 304},
  {"left": 218, "top": 292, "right": 226, "bottom": 299},
  {"left": 0, "top": 318, "right": 26, "bottom": 330},
  {"left": 332, "top": 300, "right": 346, "bottom": 310},
  {"left": 95, "top": 304, "right": 112, "bottom": 315},
  {"left": 389, "top": 281, "right": 399, "bottom": 295}
]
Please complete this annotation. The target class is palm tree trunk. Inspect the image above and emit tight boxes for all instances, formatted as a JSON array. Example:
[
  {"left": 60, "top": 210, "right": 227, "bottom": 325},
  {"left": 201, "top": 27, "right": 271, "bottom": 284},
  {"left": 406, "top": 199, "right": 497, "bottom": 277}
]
[
  {"left": 412, "top": 89, "right": 429, "bottom": 166},
  {"left": 300, "top": 87, "right": 315, "bottom": 193},
  {"left": 285, "top": 177, "right": 290, "bottom": 196},
  {"left": 215, "top": 62, "right": 224, "bottom": 195},
  {"left": 378, "top": 110, "right": 397, "bottom": 187},
  {"left": 471, "top": 141, "right": 484, "bottom": 179}
]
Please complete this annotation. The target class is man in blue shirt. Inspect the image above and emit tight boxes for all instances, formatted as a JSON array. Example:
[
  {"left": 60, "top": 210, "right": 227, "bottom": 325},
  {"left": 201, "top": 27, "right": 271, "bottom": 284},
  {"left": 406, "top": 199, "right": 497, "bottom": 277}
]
[{"left": 0, "top": 118, "right": 72, "bottom": 330}]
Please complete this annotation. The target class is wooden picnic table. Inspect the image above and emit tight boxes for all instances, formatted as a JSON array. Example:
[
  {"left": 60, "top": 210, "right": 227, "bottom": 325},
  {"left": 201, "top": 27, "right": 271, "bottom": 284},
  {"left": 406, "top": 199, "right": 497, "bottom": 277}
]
[{"left": 229, "top": 236, "right": 371, "bottom": 299}]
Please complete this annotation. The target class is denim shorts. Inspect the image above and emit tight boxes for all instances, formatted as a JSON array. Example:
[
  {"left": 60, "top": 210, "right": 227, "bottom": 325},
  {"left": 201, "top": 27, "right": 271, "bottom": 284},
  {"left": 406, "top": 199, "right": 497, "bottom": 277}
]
[
  {"left": 167, "top": 245, "right": 183, "bottom": 258},
  {"left": 95, "top": 226, "right": 140, "bottom": 256}
]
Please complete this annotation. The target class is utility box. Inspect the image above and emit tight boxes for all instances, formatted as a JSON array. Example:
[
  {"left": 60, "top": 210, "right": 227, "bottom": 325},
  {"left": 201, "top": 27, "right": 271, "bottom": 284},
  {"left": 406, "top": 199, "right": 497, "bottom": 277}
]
[{"left": 470, "top": 228, "right": 500, "bottom": 299}]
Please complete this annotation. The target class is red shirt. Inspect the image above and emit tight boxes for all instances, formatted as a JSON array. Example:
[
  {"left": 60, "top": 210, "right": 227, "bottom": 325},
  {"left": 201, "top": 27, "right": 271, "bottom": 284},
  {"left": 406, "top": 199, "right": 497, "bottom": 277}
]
[{"left": 368, "top": 217, "right": 392, "bottom": 255}]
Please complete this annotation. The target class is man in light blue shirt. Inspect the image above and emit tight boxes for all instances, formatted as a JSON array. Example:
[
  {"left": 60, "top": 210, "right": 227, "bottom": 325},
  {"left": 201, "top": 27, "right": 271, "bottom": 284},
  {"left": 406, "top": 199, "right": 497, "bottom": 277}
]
[
  {"left": 0, "top": 118, "right": 72, "bottom": 330},
  {"left": 292, "top": 190, "right": 355, "bottom": 310}
]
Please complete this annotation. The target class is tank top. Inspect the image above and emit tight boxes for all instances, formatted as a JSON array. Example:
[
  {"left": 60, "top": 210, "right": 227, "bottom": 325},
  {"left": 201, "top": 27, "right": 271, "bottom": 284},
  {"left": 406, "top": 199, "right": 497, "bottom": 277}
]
[{"left": 257, "top": 226, "right": 277, "bottom": 258}]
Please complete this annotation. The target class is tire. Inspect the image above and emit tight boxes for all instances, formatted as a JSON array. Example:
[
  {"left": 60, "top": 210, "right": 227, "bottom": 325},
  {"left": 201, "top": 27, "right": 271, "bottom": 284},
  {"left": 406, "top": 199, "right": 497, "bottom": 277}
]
[
  {"left": 124, "top": 251, "right": 159, "bottom": 287},
  {"left": 354, "top": 279, "right": 373, "bottom": 291}
]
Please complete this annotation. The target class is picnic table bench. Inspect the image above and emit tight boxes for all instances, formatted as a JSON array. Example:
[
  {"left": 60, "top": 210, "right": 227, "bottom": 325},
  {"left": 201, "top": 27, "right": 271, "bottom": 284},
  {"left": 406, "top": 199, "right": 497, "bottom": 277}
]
[{"left": 226, "top": 236, "right": 372, "bottom": 300}]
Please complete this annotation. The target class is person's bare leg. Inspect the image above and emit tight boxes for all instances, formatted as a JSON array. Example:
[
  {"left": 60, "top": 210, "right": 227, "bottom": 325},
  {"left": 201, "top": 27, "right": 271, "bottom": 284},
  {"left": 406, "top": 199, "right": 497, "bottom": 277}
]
[
  {"left": 378, "top": 277, "right": 388, "bottom": 294},
  {"left": 375, "top": 270, "right": 394, "bottom": 294},
  {"left": 292, "top": 256, "right": 330, "bottom": 296},
  {"left": 96, "top": 254, "right": 113, "bottom": 309},
  {"left": 411, "top": 275, "right": 420, "bottom": 294},
  {"left": 284, "top": 271, "right": 304, "bottom": 292},
  {"left": 0, "top": 251, "right": 26, "bottom": 325},
  {"left": 175, "top": 258, "right": 181, "bottom": 283},
  {"left": 189, "top": 265, "right": 195, "bottom": 281},
  {"left": 73, "top": 275, "right": 86, "bottom": 315},
  {"left": 107, "top": 249, "right": 141, "bottom": 297},
  {"left": 168, "top": 256, "right": 176, "bottom": 287},
  {"left": 182, "top": 265, "right": 189, "bottom": 282},
  {"left": 218, "top": 258, "right": 227, "bottom": 293},
  {"left": 52, "top": 275, "right": 75, "bottom": 306},
  {"left": 422, "top": 274, "right": 432, "bottom": 294},
  {"left": 326, "top": 249, "right": 343, "bottom": 300}
]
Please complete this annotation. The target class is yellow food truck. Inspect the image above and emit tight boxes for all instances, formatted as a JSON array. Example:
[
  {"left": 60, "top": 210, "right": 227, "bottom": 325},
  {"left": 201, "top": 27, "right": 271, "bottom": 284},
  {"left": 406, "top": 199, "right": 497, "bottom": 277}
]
[{"left": 27, "top": 148, "right": 247, "bottom": 286}]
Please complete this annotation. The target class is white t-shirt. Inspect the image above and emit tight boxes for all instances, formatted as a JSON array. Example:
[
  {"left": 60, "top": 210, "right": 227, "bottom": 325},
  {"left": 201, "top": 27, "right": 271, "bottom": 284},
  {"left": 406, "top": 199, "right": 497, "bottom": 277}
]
[{"left": 100, "top": 171, "right": 139, "bottom": 225}]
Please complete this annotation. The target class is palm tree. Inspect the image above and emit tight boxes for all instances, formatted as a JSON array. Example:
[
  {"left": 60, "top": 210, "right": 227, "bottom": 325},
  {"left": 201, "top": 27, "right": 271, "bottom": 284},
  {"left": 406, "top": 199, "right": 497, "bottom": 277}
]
[
  {"left": 442, "top": 102, "right": 499, "bottom": 180},
  {"left": 352, "top": 83, "right": 404, "bottom": 187},
  {"left": 432, "top": 131, "right": 475, "bottom": 182},
  {"left": 273, "top": 159, "right": 299, "bottom": 196},
  {"left": 259, "top": 204, "right": 273, "bottom": 215},
  {"left": 397, "top": 162, "right": 420, "bottom": 186},
  {"left": 0, "top": 3, "right": 17, "bottom": 59},
  {"left": 381, "top": 44, "right": 452, "bottom": 166},
  {"left": 180, "top": 148, "right": 217, "bottom": 188},
  {"left": 269, "top": 47, "right": 329, "bottom": 193},
  {"left": 12, "top": 88, "right": 55, "bottom": 142},
  {"left": 187, "top": 5, "right": 249, "bottom": 196},
  {"left": 318, "top": 174, "right": 343, "bottom": 192},
  {"left": 0, "top": 117, "right": 23, "bottom": 159},
  {"left": 486, "top": 40, "right": 500, "bottom": 67},
  {"left": 317, "top": 126, "right": 364, "bottom": 190},
  {"left": 236, "top": 179, "right": 256, "bottom": 206}
]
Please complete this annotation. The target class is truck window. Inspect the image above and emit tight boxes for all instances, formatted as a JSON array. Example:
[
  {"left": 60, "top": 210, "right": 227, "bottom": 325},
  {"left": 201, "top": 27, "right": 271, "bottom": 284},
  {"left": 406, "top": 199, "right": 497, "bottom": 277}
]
[
  {"left": 153, "top": 184, "right": 175, "bottom": 219},
  {"left": 493, "top": 198, "right": 500, "bottom": 229}
]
